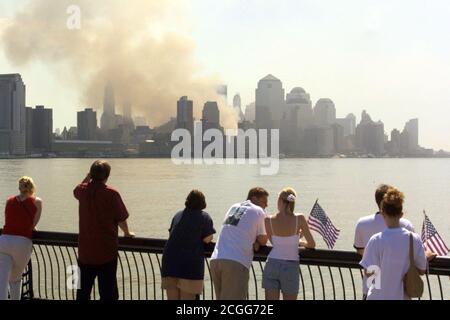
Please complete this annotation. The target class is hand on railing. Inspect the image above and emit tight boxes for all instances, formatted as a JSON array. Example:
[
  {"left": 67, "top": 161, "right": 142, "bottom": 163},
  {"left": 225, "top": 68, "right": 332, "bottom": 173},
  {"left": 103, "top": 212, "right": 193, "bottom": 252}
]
[{"left": 124, "top": 231, "right": 136, "bottom": 238}]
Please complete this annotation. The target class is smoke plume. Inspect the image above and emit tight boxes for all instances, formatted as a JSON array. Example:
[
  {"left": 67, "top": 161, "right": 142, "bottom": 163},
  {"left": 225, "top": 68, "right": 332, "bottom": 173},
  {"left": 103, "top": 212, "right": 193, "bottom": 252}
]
[{"left": 1, "top": 0, "right": 237, "bottom": 129}]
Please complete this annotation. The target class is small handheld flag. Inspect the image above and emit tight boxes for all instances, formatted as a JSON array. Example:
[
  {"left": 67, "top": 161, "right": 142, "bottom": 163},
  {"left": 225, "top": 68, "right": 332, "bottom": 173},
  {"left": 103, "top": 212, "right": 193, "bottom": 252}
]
[
  {"left": 307, "top": 200, "right": 340, "bottom": 249},
  {"left": 421, "top": 211, "right": 449, "bottom": 257}
]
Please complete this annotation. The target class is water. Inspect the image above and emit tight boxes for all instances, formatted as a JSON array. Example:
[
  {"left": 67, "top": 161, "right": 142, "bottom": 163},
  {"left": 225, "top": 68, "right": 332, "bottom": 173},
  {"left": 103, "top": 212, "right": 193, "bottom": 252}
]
[{"left": 0, "top": 158, "right": 449, "bottom": 251}]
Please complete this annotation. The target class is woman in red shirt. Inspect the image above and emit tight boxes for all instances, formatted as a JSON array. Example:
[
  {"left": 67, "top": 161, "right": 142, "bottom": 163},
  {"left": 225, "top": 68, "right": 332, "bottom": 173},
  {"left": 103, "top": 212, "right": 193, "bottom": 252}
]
[{"left": 0, "top": 176, "right": 42, "bottom": 300}]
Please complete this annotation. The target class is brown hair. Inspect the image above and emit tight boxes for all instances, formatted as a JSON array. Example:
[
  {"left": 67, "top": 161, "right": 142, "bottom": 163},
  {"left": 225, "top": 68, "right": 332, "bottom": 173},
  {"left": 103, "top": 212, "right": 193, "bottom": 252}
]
[
  {"left": 185, "top": 190, "right": 206, "bottom": 211},
  {"left": 278, "top": 187, "right": 297, "bottom": 215},
  {"left": 247, "top": 187, "right": 269, "bottom": 201},
  {"left": 381, "top": 187, "right": 405, "bottom": 217},
  {"left": 19, "top": 176, "right": 36, "bottom": 195},
  {"left": 89, "top": 160, "right": 111, "bottom": 182},
  {"left": 375, "top": 184, "right": 392, "bottom": 209}
]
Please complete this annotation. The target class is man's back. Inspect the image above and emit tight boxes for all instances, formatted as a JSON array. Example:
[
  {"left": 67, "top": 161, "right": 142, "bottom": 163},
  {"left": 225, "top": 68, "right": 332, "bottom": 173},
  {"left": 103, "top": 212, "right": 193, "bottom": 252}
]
[
  {"left": 74, "top": 181, "right": 129, "bottom": 265},
  {"left": 211, "top": 200, "right": 266, "bottom": 269}
]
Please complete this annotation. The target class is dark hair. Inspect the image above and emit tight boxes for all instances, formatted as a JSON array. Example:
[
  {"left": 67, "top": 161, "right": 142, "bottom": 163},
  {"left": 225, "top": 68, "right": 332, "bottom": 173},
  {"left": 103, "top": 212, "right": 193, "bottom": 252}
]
[
  {"left": 375, "top": 184, "right": 391, "bottom": 209},
  {"left": 247, "top": 187, "right": 269, "bottom": 200},
  {"left": 89, "top": 160, "right": 111, "bottom": 182},
  {"left": 381, "top": 187, "right": 404, "bottom": 217},
  {"left": 185, "top": 190, "right": 206, "bottom": 211}
]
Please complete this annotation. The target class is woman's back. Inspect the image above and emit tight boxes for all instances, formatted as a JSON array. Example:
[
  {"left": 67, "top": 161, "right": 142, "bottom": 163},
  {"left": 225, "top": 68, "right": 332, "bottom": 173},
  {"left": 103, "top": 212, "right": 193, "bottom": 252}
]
[
  {"left": 361, "top": 228, "right": 427, "bottom": 300},
  {"left": 3, "top": 196, "right": 37, "bottom": 239},
  {"left": 267, "top": 214, "right": 300, "bottom": 261},
  {"left": 162, "top": 209, "right": 215, "bottom": 280}
]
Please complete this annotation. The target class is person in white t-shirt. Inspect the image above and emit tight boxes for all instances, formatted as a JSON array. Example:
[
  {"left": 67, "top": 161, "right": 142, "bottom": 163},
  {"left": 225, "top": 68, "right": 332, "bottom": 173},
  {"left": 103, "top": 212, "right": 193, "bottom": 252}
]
[
  {"left": 360, "top": 187, "right": 427, "bottom": 300},
  {"left": 354, "top": 184, "right": 436, "bottom": 299},
  {"left": 210, "top": 187, "right": 269, "bottom": 300},
  {"left": 354, "top": 184, "right": 415, "bottom": 298}
]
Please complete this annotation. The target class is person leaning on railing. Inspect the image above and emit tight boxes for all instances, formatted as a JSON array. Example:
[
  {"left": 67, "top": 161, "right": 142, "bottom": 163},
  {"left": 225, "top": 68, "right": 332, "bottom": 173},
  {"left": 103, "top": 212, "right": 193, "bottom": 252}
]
[
  {"left": 73, "top": 160, "right": 135, "bottom": 301},
  {"left": 161, "top": 190, "right": 216, "bottom": 300},
  {"left": 354, "top": 184, "right": 437, "bottom": 299},
  {"left": 262, "top": 187, "right": 315, "bottom": 301},
  {"left": 360, "top": 187, "right": 427, "bottom": 300},
  {"left": 0, "top": 176, "right": 42, "bottom": 300},
  {"left": 210, "top": 187, "right": 269, "bottom": 300}
]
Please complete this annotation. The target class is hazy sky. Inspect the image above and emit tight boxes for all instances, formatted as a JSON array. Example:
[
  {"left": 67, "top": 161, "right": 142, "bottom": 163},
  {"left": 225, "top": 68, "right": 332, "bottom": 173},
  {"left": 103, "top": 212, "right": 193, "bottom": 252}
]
[{"left": 1, "top": 0, "right": 449, "bottom": 150}]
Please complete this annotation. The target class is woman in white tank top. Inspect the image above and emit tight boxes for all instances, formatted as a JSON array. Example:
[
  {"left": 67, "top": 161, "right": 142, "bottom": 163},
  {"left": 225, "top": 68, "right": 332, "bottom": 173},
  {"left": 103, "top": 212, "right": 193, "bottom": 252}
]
[{"left": 262, "top": 187, "right": 315, "bottom": 300}]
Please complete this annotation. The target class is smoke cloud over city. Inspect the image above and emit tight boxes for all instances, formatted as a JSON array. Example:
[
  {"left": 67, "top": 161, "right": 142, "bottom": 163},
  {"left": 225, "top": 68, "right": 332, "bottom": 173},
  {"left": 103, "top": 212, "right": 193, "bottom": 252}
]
[{"left": 1, "top": 0, "right": 237, "bottom": 129}]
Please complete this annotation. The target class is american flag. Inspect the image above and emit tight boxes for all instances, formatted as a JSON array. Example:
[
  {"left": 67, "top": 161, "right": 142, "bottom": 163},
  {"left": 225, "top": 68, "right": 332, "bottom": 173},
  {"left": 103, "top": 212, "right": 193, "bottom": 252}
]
[
  {"left": 421, "top": 212, "right": 449, "bottom": 257},
  {"left": 307, "top": 201, "right": 340, "bottom": 249}
]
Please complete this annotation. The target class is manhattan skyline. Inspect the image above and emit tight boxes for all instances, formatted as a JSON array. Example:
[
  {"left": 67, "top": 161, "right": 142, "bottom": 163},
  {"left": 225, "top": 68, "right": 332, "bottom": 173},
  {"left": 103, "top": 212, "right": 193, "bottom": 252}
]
[{"left": 1, "top": 0, "right": 450, "bottom": 150}]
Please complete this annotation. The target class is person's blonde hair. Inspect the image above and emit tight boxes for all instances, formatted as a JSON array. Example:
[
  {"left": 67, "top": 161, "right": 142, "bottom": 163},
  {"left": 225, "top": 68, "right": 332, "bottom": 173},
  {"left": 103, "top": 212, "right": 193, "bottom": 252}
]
[
  {"left": 278, "top": 187, "right": 297, "bottom": 215},
  {"left": 18, "top": 176, "right": 36, "bottom": 195}
]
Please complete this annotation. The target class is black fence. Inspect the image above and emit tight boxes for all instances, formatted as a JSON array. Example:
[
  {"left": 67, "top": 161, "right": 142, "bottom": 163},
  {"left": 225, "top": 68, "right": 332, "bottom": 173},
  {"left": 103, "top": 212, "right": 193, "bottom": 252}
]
[{"left": 10, "top": 231, "right": 450, "bottom": 300}]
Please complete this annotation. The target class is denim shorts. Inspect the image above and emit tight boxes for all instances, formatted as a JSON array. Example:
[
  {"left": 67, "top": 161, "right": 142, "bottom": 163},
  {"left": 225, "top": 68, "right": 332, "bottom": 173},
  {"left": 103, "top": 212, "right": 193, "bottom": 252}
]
[{"left": 262, "top": 258, "right": 299, "bottom": 295}]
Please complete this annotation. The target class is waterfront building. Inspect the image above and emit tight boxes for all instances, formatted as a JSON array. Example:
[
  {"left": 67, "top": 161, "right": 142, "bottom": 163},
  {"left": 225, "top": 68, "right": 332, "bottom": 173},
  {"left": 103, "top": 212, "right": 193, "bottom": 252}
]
[
  {"left": 314, "top": 98, "right": 336, "bottom": 127},
  {"left": 100, "top": 82, "right": 117, "bottom": 132},
  {"left": 255, "top": 74, "right": 285, "bottom": 130},
  {"left": 0, "top": 74, "right": 26, "bottom": 155},
  {"left": 176, "top": 96, "right": 194, "bottom": 135},
  {"left": 336, "top": 113, "right": 356, "bottom": 137},
  {"left": 355, "top": 110, "right": 385, "bottom": 156},
  {"left": 25, "top": 105, "right": 53, "bottom": 153},
  {"left": 77, "top": 108, "right": 97, "bottom": 141}
]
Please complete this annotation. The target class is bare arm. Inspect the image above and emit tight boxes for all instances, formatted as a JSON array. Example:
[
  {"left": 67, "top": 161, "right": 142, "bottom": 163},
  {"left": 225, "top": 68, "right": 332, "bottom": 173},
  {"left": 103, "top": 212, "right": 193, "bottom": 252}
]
[
  {"left": 119, "top": 220, "right": 135, "bottom": 238},
  {"left": 298, "top": 214, "right": 315, "bottom": 249},
  {"left": 33, "top": 198, "right": 42, "bottom": 229}
]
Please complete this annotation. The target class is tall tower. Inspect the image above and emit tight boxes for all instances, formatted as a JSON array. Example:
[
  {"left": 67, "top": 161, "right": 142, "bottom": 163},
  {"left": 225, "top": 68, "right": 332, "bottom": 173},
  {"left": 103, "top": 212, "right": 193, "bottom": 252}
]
[
  {"left": 176, "top": 96, "right": 194, "bottom": 134},
  {"left": 232, "top": 94, "right": 244, "bottom": 122},
  {"left": 100, "top": 82, "right": 117, "bottom": 131},
  {"left": 255, "top": 74, "right": 285, "bottom": 129},
  {"left": 0, "top": 74, "right": 26, "bottom": 155},
  {"left": 202, "top": 101, "right": 221, "bottom": 131},
  {"left": 314, "top": 98, "right": 336, "bottom": 126},
  {"left": 403, "top": 118, "right": 419, "bottom": 150}
]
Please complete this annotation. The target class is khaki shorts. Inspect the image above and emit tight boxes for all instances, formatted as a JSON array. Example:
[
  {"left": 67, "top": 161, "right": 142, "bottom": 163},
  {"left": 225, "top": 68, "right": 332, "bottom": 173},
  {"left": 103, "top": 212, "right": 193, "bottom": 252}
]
[
  {"left": 210, "top": 259, "right": 249, "bottom": 300},
  {"left": 161, "top": 277, "right": 204, "bottom": 295}
]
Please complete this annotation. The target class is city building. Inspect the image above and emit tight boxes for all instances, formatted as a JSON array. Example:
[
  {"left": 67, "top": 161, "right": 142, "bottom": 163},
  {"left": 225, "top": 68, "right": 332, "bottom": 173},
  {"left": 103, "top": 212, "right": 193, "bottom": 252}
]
[
  {"left": 355, "top": 110, "right": 385, "bottom": 156},
  {"left": 77, "top": 108, "right": 98, "bottom": 141},
  {"left": 255, "top": 74, "right": 285, "bottom": 130},
  {"left": 303, "top": 126, "right": 334, "bottom": 156},
  {"left": 403, "top": 118, "right": 419, "bottom": 151},
  {"left": 0, "top": 74, "right": 26, "bottom": 155},
  {"left": 100, "top": 82, "right": 117, "bottom": 132},
  {"left": 244, "top": 102, "right": 255, "bottom": 122},
  {"left": 286, "top": 87, "right": 313, "bottom": 131},
  {"left": 176, "top": 96, "right": 194, "bottom": 134},
  {"left": 201, "top": 101, "right": 221, "bottom": 131},
  {"left": 336, "top": 113, "right": 356, "bottom": 137},
  {"left": 25, "top": 105, "right": 53, "bottom": 153},
  {"left": 232, "top": 94, "right": 244, "bottom": 122},
  {"left": 314, "top": 98, "right": 336, "bottom": 126}
]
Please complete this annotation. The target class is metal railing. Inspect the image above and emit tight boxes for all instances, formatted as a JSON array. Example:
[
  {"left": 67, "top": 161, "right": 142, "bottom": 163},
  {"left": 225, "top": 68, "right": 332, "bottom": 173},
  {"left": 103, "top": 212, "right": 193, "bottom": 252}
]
[{"left": 6, "top": 231, "right": 450, "bottom": 300}]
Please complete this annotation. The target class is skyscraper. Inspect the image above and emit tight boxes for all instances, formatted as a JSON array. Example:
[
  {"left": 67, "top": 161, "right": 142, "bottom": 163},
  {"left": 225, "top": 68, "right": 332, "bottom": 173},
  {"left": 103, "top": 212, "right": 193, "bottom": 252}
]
[
  {"left": 0, "top": 74, "right": 26, "bottom": 155},
  {"left": 286, "top": 87, "right": 313, "bottom": 131},
  {"left": 244, "top": 102, "right": 255, "bottom": 122},
  {"left": 255, "top": 74, "right": 285, "bottom": 130},
  {"left": 202, "top": 101, "right": 220, "bottom": 131},
  {"left": 77, "top": 108, "right": 98, "bottom": 141},
  {"left": 25, "top": 105, "right": 53, "bottom": 153},
  {"left": 232, "top": 94, "right": 244, "bottom": 122},
  {"left": 336, "top": 113, "right": 356, "bottom": 137},
  {"left": 100, "top": 82, "right": 117, "bottom": 131},
  {"left": 176, "top": 96, "right": 194, "bottom": 134},
  {"left": 314, "top": 98, "right": 336, "bottom": 126},
  {"left": 403, "top": 118, "right": 419, "bottom": 151},
  {"left": 355, "top": 110, "right": 385, "bottom": 156}
]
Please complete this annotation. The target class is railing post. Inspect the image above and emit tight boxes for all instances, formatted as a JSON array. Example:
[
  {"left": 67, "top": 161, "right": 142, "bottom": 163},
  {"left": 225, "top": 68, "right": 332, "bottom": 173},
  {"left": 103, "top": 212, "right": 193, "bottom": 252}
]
[{"left": 21, "top": 260, "right": 34, "bottom": 300}]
